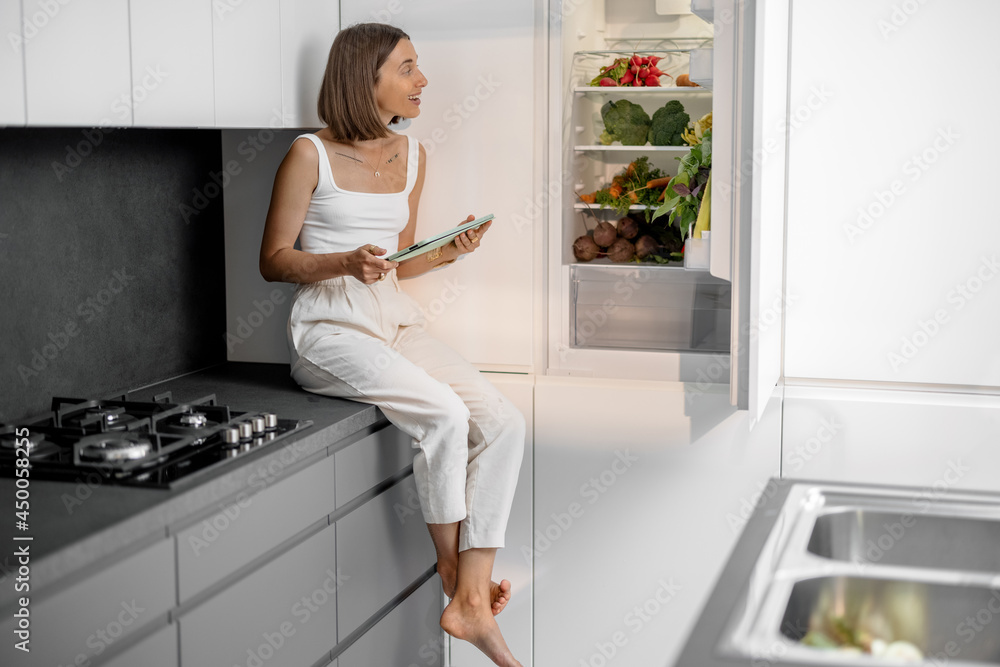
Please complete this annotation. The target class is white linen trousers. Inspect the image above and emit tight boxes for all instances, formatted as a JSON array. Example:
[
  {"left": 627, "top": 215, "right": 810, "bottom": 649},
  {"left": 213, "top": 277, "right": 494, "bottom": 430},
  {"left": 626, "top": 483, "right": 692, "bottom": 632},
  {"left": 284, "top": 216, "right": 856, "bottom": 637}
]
[{"left": 287, "top": 270, "right": 525, "bottom": 552}]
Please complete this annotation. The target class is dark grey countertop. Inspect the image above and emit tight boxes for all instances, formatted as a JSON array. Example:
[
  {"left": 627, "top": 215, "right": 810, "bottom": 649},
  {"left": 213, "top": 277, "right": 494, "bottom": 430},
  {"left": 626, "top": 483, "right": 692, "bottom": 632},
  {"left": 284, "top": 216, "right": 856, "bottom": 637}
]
[{"left": 0, "top": 362, "right": 384, "bottom": 608}]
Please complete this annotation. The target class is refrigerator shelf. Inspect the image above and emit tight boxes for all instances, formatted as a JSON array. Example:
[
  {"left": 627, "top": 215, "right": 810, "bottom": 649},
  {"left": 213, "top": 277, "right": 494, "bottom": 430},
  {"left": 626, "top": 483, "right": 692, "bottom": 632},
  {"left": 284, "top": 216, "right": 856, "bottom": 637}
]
[
  {"left": 574, "top": 144, "right": 692, "bottom": 152},
  {"left": 573, "top": 203, "right": 657, "bottom": 211},
  {"left": 573, "top": 86, "right": 710, "bottom": 94}
]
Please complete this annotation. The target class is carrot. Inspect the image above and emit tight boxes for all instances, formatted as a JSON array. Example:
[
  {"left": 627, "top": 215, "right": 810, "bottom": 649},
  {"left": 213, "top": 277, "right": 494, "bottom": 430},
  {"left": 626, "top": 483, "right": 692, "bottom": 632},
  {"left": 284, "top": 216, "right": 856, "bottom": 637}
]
[
  {"left": 578, "top": 192, "right": 597, "bottom": 204},
  {"left": 646, "top": 176, "right": 672, "bottom": 189},
  {"left": 609, "top": 182, "right": 624, "bottom": 199},
  {"left": 627, "top": 191, "right": 640, "bottom": 203}
]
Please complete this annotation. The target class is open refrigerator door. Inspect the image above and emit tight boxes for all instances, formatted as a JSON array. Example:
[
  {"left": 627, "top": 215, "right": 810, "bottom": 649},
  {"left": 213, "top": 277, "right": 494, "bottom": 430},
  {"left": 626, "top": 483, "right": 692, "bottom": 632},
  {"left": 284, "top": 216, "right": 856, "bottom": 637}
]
[{"left": 547, "top": 0, "right": 788, "bottom": 427}]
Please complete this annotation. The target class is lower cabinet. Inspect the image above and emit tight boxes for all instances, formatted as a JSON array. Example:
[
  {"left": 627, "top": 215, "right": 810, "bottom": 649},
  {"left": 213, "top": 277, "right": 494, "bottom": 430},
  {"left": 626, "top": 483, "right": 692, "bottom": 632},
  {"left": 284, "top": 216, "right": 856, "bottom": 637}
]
[
  {"left": 336, "top": 574, "right": 445, "bottom": 667},
  {"left": 0, "top": 538, "right": 175, "bottom": 667},
  {"left": 103, "top": 622, "right": 177, "bottom": 667},
  {"left": 179, "top": 523, "right": 338, "bottom": 667},
  {"left": 336, "top": 475, "right": 437, "bottom": 639}
]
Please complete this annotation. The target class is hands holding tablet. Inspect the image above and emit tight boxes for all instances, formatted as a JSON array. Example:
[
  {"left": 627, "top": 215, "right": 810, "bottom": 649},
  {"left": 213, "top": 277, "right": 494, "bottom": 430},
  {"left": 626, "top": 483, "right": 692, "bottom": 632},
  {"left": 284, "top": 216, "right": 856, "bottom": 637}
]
[{"left": 450, "top": 214, "right": 493, "bottom": 257}]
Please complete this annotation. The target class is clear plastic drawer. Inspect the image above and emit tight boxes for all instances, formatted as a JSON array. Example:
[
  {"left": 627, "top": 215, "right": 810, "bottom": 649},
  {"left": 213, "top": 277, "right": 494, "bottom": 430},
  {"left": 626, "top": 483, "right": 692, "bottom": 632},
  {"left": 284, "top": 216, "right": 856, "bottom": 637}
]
[{"left": 571, "top": 264, "right": 730, "bottom": 352}]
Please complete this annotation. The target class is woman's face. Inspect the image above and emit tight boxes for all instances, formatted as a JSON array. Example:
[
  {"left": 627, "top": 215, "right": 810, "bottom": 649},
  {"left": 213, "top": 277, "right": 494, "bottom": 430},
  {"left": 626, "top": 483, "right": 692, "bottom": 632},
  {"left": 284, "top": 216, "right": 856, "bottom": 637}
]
[{"left": 374, "top": 38, "right": 428, "bottom": 125}]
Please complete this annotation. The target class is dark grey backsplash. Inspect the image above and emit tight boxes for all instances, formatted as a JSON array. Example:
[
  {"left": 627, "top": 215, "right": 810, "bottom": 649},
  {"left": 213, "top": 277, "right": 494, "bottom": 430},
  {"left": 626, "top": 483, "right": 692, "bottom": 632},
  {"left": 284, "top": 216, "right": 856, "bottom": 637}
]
[{"left": 0, "top": 128, "right": 227, "bottom": 423}]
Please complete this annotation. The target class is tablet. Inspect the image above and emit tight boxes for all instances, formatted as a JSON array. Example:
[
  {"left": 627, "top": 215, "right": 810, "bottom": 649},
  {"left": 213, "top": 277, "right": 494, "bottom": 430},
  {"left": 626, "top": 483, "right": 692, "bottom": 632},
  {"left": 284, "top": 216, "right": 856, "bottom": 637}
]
[{"left": 386, "top": 214, "right": 495, "bottom": 262}]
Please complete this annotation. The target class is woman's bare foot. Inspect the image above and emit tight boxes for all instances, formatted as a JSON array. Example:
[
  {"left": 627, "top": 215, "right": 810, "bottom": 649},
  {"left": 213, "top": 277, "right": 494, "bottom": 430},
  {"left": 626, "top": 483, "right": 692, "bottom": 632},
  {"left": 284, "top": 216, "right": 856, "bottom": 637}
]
[
  {"left": 438, "top": 563, "right": 511, "bottom": 616},
  {"left": 440, "top": 592, "right": 523, "bottom": 667}
]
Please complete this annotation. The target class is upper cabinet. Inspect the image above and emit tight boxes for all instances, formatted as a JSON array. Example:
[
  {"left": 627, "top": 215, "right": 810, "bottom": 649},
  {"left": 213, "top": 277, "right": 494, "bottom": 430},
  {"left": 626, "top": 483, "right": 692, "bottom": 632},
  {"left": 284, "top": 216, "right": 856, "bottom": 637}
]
[
  {"left": 9, "top": 0, "right": 339, "bottom": 129},
  {"left": 130, "top": 0, "right": 215, "bottom": 127},
  {"left": 23, "top": 0, "right": 133, "bottom": 126},
  {"left": 0, "top": 2, "right": 25, "bottom": 125}
]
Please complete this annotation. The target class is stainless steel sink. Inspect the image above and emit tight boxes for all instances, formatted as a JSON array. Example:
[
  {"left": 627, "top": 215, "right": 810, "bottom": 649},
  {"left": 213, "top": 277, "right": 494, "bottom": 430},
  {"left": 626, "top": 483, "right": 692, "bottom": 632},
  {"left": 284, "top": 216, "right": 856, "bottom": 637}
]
[
  {"left": 674, "top": 479, "right": 1000, "bottom": 667},
  {"left": 807, "top": 510, "right": 1000, "bottom": 573}
]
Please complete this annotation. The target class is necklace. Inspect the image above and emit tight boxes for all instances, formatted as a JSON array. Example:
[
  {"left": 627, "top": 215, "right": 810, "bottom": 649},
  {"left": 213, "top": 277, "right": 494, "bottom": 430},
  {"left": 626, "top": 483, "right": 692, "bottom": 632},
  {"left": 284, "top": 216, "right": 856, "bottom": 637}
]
[
  {"left": 334, "top": 147, "right": 401, "bottom": 176},
  {"left": 354, "top": 140, "right": 384, "bottom": 177}
]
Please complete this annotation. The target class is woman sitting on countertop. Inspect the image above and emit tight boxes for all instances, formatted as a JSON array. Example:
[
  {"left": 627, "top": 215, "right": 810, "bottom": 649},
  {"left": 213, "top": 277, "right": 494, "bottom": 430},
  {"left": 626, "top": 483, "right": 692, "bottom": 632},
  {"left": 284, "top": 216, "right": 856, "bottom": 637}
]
[{"left": 258, "top": 21, "right": 526, "bottom": 667}]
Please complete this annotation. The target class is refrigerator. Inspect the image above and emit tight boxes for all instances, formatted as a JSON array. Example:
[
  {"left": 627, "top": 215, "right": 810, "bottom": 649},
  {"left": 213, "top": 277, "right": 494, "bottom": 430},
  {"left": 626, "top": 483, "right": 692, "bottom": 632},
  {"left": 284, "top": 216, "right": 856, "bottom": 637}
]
[{"left": 546, "top": 0, "right": 791, "bottom": 427}]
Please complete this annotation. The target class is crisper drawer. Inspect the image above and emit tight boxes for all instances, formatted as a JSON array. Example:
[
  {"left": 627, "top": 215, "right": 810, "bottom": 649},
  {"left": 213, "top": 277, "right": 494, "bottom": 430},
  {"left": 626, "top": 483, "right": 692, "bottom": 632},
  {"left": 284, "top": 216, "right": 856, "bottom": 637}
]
[
  {"left": 571, "top": 264, "right": 731, "bottom": 352},
  {"left": 336, "top": 475, "right": 437, "bottom": 640}
]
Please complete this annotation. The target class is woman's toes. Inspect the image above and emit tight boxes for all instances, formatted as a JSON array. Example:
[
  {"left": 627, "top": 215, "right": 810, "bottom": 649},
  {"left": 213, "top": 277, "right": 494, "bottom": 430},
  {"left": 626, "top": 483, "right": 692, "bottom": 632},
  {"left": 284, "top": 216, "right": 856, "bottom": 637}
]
[{"left": 490, "top": 579, "right": 512, "bottom": 616}]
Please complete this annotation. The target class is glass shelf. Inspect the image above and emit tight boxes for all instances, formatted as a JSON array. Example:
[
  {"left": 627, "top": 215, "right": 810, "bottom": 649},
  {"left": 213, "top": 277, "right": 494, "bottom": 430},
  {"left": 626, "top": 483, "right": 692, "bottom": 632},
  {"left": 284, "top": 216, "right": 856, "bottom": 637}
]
[
  {"left": 573, "top": 86, "right": 710, "bottom": 94},
  {"left": 574, "top": 144, "right": 691, "bottom": 152}
]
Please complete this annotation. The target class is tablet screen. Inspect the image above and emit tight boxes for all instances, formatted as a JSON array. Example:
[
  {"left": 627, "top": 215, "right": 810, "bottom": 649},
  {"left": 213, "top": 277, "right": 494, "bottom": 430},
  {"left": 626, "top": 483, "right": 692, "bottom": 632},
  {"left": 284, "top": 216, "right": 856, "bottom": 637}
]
[{"left": 387, "top": 214, "right": 494, "bottom": 262}]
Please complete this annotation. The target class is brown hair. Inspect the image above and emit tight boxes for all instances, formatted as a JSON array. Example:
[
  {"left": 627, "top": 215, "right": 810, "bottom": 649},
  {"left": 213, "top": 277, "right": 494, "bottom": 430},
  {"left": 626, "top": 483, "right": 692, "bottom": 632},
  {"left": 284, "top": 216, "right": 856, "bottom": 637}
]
[{"left": 317, "top": 22, "right": 411, "bottom": 143}]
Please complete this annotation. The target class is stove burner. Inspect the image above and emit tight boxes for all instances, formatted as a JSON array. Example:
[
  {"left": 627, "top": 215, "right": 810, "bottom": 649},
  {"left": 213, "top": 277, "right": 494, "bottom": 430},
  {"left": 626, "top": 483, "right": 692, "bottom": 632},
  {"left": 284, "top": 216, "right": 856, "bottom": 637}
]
[
  {"left": 63, "top": 406, "right": 141, "bottom": 431},
  {"left": 79, "top": 435, "right": 153, "bottom": 464},
  {"left": 179, "top": 412, "right": 208, "bottom": 428},
  {"left": 0, "top": 429, "right": 62, "bottom": 459}
]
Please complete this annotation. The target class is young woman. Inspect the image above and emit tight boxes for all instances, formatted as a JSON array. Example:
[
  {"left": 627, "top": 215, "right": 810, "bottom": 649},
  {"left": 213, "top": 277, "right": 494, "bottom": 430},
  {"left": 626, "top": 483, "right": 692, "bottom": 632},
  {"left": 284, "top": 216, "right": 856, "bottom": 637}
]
[{"left": 259, "top": 22, "right": 525, "bottom": 667}]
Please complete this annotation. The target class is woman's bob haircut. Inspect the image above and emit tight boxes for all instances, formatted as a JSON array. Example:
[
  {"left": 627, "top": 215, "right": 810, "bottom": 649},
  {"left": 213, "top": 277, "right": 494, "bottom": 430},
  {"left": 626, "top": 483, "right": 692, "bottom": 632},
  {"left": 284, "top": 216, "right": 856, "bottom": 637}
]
[{"left": 317, "top": 22, "right": 411, "bottom": 143}]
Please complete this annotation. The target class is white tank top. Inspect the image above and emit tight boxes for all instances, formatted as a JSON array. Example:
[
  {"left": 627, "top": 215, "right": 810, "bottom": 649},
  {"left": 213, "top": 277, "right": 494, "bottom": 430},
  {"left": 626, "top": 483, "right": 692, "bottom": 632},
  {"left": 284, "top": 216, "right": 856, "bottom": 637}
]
[{"left": 293, "top": 133, "right": 418, "bottom": 256}]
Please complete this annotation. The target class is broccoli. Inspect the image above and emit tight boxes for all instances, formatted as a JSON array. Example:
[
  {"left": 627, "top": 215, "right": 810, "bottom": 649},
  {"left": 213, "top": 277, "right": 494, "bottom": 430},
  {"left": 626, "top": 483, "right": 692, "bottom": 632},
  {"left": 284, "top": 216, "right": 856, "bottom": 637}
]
[
  {"left": 600, "top": 99, "right": 651, "bottom": 146},
  {"left": 648, "top": 100, "right": 690, "bottom": 146}
]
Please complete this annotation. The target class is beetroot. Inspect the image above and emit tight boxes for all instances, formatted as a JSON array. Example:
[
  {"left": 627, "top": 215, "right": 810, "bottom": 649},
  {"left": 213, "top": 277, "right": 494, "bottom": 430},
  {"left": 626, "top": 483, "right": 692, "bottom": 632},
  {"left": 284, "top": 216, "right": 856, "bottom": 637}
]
[
  {"left": 572, "top": 235, "right": 600, "bottom": 262},
  {"left": 635, "top": 235, "right": 661, "bottom": 259},
  {"left": 593, "top": 221, "right": 617, "bottom": 248},
  {"left": 616, "top": 216, "right": 639, "bottom": 240},
  {"left": 607, "top": 237, "right": 635, "bottom": 263}
]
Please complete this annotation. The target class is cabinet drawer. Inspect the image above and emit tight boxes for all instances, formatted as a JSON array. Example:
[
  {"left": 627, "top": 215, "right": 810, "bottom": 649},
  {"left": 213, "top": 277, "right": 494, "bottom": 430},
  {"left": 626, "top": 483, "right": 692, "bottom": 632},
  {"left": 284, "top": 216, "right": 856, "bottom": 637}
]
[
  {"left": 0, "top": 538, "right": 174, "bottom": 667},
  {"left": 179, "top": 523, "right": 338, "bottom": 667},
  {"left": 336, "top": 475, "right": 436, "bottom": 639},
  {"left": 104, "top": 622, "right": 177, "bottom": 667},
  {"left": 334, "top": 424, "right": 413, "bottom": 508},
  {"left": 176, "top": 453, "right": 336, "bottom": 602},
  {"left": 337, "top": 574, "right": 444, "bottom": 667}
]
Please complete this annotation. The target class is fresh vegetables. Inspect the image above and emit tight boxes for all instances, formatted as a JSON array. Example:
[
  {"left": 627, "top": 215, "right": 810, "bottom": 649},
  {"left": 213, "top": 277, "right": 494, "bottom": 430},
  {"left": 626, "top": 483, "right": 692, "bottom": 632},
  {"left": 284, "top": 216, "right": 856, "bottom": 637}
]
[
  {"left": 648, "top": 100, "right": 690, "bottom": 146},
  {"left": 691, "top": 170, "right": 711, "bottom": 238},
  {"left": 675, "top": 74, "right": 699, "bottom": 87},
  {"left": 651, "top": 129, "right": 712, "bottom": 239},
  {"left": 682, "top": 111, "right": 713, "bottom": 146},
  {"left": 599, "top": 99, "right": 652, "bottom": 146},
  {"left": 582, "top": 157, "right": 666, "bottom": 220},
  {"left": 589, "top": 54, "right": 670, "bottom": 87}
]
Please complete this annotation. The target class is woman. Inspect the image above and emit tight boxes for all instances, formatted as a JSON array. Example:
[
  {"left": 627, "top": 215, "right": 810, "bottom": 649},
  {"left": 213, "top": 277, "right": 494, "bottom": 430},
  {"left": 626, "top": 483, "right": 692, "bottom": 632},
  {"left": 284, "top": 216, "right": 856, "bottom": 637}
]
[{"left": 259, "top": 22, "right": 526, "bottom": 667}]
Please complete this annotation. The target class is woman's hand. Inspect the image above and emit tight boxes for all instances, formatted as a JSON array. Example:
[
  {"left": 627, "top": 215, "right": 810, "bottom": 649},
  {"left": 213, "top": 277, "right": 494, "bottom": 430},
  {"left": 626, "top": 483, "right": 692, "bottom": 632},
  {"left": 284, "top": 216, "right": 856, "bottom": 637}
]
[
  {"left": 343, "top": 245, "right": 399, "bottom": 284},
  {"left": 450, "top": 214, "right": 493, "bottom": 257}
]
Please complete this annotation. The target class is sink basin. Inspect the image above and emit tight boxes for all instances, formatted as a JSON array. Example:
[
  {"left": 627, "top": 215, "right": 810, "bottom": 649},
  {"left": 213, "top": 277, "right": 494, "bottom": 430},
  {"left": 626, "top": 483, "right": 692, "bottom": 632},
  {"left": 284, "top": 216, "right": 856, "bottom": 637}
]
[
  {"left": 780, "top": 576, "right": 1000, "bottom": 663},
  {"left": 674, "top": 479, "right": 1000, "bottom": 667},
  {"left": 807, "top": 510, "right": 1000, "bottom": 573}
]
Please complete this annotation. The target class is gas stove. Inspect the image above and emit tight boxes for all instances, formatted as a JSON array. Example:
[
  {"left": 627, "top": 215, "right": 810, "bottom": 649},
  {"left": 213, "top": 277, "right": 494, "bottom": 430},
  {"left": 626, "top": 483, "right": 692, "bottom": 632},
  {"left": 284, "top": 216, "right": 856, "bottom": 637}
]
[{"left": 0, "top": 393, "right": 312, "bottom": 489}]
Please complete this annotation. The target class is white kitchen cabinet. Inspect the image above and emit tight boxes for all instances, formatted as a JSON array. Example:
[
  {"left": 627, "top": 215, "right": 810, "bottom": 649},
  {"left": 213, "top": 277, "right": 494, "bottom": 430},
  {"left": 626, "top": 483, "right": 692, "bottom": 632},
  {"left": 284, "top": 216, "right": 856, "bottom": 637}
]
[
  {"left": 339, "top": 0, "right": 538, "bottom": 371},
  {"left": 212, "top": 0, "right": 283, "bottom": 128},
  {"left": 0, "top": 1, "right": 25, "bottom": 126},
  {"left": 129, "top": 0, "right": 215, "bottom": 127},
  {"left": 783, "top": 0, "right": 1000, "bottom": 388},
  {"left": 532, "top": 377, "right": 782, "bottom": 666},
  {"left": 23, "top": 0, "right": 132, "bottom": 126},
  {"left": 782, "top": 385, "right": 1000, "bottom": 493},
  {"left": 279, "top": 0, "right": 339, "bottom": 129}
]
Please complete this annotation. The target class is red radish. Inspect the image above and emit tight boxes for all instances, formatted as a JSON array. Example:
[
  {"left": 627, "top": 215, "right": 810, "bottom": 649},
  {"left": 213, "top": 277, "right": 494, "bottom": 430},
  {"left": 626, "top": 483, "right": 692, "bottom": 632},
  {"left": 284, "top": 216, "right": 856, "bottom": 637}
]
[
  {"left": 649, "top": 56, "right": 661, "bottom": 66},
  {"left": 647, "top": 66, "right": 663, "bottom": 76},
  {"left": 646, "top": 77, "right": 661, "bottom": 87},
  {"left": 635, "top": 75, "right": 644, "bottom": 86},
  {"left": 599, "top": 77, "right": 618, "bottom": 86},
  {"left": 621, "top": 71, "right": 635, "bottom": 84},
  {"left": 630, "top": 55, "right": 641, "bottom": 67}
]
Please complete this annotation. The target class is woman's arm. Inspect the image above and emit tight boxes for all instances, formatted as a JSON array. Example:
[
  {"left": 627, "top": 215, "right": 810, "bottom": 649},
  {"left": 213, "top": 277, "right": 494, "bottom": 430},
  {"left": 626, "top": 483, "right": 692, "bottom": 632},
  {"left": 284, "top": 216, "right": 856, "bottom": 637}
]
[
  {"left": 395, "top": 142, "right": 492, "bottom": 279},
  {"left": 260, "top": 138, "right": 398, "bottom": 285}
]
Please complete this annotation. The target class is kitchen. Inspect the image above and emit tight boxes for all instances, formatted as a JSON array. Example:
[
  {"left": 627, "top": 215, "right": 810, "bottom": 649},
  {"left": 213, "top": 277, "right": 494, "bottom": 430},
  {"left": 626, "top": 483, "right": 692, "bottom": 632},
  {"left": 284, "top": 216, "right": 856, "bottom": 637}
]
[{"left": 1, "top": 0, "right": 999, "bottom": 666}]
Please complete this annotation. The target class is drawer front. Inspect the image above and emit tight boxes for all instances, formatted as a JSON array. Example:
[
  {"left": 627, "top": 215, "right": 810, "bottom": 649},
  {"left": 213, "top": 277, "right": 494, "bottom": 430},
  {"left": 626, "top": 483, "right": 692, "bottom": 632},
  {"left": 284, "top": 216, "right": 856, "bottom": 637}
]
[
  {"left": 0, "top": 538, "right": 174, "bottom": 667},
  {"left": 176, "top": 453, "right": 336, "bottom": 602},
  {"left": 334, "top": 424, "right": 413, "bottom": 508},
  {"left": 337, "top": 574, "right": 444, "bottom": 667},
  {"left": 180, "top": 523, "right": 338, "bottom": 667},
  {"left": 104, "top": 622, "right": 177, "bottom": 667},
  {"left": 336, "top": 475, "right": 436, "bottom": 639}
]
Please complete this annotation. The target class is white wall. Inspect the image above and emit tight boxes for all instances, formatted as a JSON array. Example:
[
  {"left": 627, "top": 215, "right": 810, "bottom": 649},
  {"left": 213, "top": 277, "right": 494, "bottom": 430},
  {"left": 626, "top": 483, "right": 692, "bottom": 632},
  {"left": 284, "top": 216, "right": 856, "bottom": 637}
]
[{"left": 783, "top": 0, "right": 1000, "bottom": 388}]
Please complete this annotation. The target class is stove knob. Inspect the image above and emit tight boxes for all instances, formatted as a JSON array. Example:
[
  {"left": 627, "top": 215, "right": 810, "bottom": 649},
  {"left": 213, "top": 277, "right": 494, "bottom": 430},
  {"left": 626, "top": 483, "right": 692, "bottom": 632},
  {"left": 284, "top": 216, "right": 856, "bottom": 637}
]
[
  {"left": 237, "top": 421, "right": 254, "bottom": 440},
  {"left": 222, "top": 427, "right": 241, "bottom": 445},
  {"left": 263, "top": 413, "right": 278, "bottom": 429},
  {"left": 251, "top": 416, "right": 266, "bottom": 435}
]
